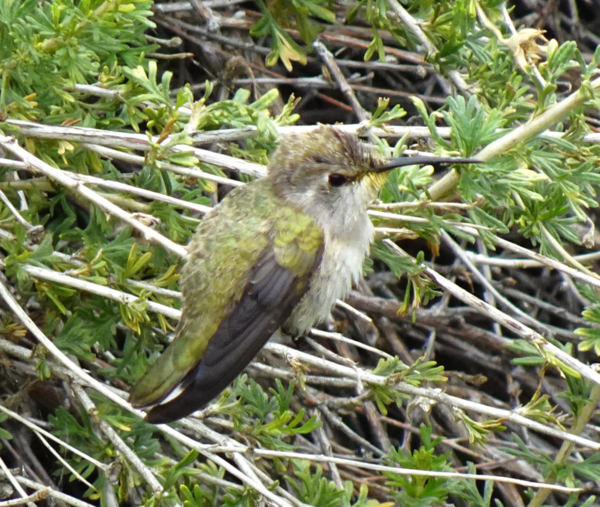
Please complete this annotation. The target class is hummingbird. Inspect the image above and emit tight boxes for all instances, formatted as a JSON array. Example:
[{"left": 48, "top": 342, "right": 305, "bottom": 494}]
[{"left": 129, "top": 126, "right": 477, "bottom": 424}]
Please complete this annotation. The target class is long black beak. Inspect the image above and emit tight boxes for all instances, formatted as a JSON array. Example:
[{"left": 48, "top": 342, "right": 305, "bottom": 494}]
[{"left": 375, "top": 156, "right": 480, "bottom": 173}]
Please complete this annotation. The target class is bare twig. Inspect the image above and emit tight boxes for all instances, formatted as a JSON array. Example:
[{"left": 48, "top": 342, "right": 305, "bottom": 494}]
[
  {"left": 0, "top": 489, "right": 49, "bottom": 507},
  {"left": 0, "top": 458, "right": 36, "bottom": 507},
  {"left": 5, "top": 120, "right": 266, "bottom": 178},
  {"left": 0, "top": 471, "right": 96, "bottom": 507},
  {"left": 313, "top": 40, "right": 370, "bottom": 122},
  {"left": 0, "top": 135, "right": 188, "bottom": 258},
  {"left": 0, "top": 405, "right": 106, "bottom": 471},
  {"left": 71, "top": 384, "right": 163, "bottom": 496},
  {"left": 81, "top": 143, "right": 243, "bottom": 187},
  {"left": 429, "top": 75, "right": 600, "bottom": 200},
  {"left": 385, "top": 0, "right": 471, "bottom": 95},
  {"left": 440, "top": 230, "right": 553, "bottom": 334},
  {"left": 0, "top": 189, "right": 42, "bottom": 235},
  {"left": 14, "top": 264, "right": 180, "bottom": 320},
  {"left": 384, "top": 240, "right": 600, "bottom": 388}
]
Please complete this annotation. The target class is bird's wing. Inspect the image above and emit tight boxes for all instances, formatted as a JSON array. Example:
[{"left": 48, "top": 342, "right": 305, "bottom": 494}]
[
  {"left": 143, "top": 242, "right": 322, "bottom": 423},
  {"left": 129, "top": 188, "right": 323, "bottom": 423}
]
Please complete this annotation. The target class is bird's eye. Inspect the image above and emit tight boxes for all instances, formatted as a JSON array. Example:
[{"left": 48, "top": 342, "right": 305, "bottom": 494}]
[
  {"left": 328, "top": 173, "right": 348, "bottom": 187},
  {"left": 314, "top": 156, "right": 327, "bottom": 164}
]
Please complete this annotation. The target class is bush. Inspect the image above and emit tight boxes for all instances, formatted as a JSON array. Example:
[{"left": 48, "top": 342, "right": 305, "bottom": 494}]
[{"left": 1, "top": 0, "right": 599, "bottom": 506}]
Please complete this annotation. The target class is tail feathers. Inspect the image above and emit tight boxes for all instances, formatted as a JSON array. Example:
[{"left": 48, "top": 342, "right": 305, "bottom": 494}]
[{"left": 143, "top": 363, "right": 231, "bottom": 424}]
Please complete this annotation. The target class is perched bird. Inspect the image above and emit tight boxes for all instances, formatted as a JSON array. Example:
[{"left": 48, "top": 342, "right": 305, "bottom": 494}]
[{"left": 129, "top": 126, "right": 476, "bottom": 423}]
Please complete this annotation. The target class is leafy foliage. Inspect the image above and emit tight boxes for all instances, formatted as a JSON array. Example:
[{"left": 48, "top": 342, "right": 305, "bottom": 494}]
[
  {"left": 286, "top": 460, "right": 346, "bottom": 507},
  {"left": 230, "top": 377, "right": 321, "bottom": 450},
  {"left": 1, "top": 0, "right": 600, "bottom": 506},
  {"left": 384, "top": 426, "right": 461, "bottom": 507},
  {"left": 252, "top": 0, "right": 335, "bottom": 71}
]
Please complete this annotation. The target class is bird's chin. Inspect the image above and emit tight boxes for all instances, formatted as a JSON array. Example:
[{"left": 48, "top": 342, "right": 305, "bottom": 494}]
[{"left": 362, "top": 171, "right": 390, "bottom": 197}]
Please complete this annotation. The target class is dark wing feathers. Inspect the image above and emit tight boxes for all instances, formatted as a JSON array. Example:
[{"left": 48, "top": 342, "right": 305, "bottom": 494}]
[
  {"left": 144, "top": 247, "right": 320, "bottom": 424},
  {"left": 203, "top": 250, "right": 297, "bottom": 367}
]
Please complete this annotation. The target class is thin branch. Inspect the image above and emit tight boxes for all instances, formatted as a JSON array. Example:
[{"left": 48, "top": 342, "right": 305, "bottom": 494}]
[
  {"left": 465, "top": 249, "right": 600, "bottom": 268},
  {"left": 0, "top": 405, "right": 106, "bottom": 470},
  {"left": 248, "top": 448, "right": 579, "bottom": 493},
  {"left": 384, "top": 240, "right": 600, "bottom": 389},
  {"left": 527, "top": 384, "right": 600, "bottom": 507},
  {"left": 385, "top": 0, "right": 471, "bottom": 95},
  {"left": 493, "top": 235, "right": 600, "bottom": 291},
  {"left": 0, "top": 471, "right": 96, "bottom": 507},
  {"left": 71, "top": 384, "right": 163, "bottom": 496},
  {"left": 429, "top": 75, "right": 600, "bottom": 200},
  {"left": 12, "top": 165, "right": 212, "bottom": 215},
  {"left": 0, "top": 458, "right": 36, "bottom": 507},
  {"left": 15, "top": 264, "right": 180, "bottom": 320},
  {"left": 34, "top": 431, "right": 97, "bottom": 491},
  {"left": 0, "top": 335, "right": 595, "bottom": 486},
  {"left": 335, "top": 299, "right": 373, "bottom": 323},
  {"left": 0, "top": 189, "right": 42, "bottom": 235},
  {"left": 313, "top": 40, "right": 370, "bottom": 122},
  {"left": 0, "top": 135, "right": 188, "bottom": 259},
  {"left": 441, "top": 230, "right": 554, "bottom": 334},
  {"left": 0, "top": 489, "right": 50, "bottom": 507},
  {"left": 312, "top": 411, "right": 344, "bottom": 488},
  {"left": 309, "top": 328, "right": 393, "bottom": 359},
  {"left": 81, "top": 143, "right": 243, "bottom": 187},
  {"left": 318, "top": 404, "right": 385, "bottom": 457},
  {"left": 12, "top": 117, "right": 600, "bottom": 155},
  {"left": 264, "top": 342, "right": 599, "bottom": 451},
  {"left": 6, "top": 120, "right": 266, "bottom": 178}
]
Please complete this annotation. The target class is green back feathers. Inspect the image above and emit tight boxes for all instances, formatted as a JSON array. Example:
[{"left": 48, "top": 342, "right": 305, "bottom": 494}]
[{"left": 130, "top": 179, "right": 323, "bottom": 408}]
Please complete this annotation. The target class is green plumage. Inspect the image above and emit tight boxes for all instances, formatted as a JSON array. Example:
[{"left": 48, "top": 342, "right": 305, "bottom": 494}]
[
  {"left": 129, "top": 178, "right": 323, "bottom": 409},
  {"left": 129, "top": 126, "right": 477, "bottom": 423}
]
